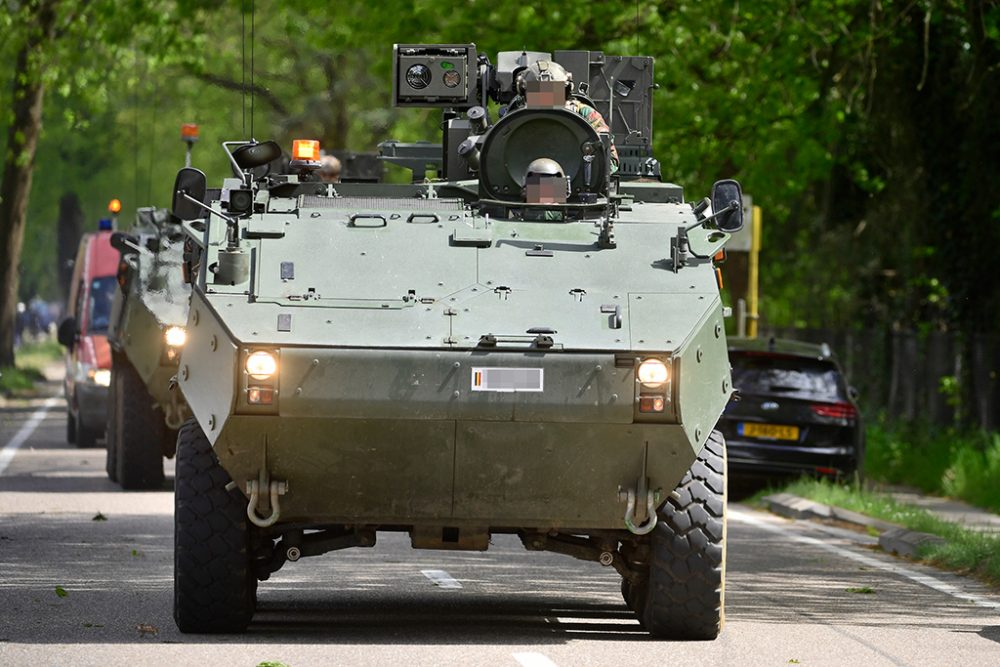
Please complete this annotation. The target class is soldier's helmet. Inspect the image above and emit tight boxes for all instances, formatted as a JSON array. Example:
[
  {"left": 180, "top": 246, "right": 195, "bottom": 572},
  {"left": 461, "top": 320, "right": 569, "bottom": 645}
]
[
  {"left": 525, "top": 157, "right": 565, "bottom": 179},
  {"left": 516, "top": 60, "right": 573, "bottom": 95}
]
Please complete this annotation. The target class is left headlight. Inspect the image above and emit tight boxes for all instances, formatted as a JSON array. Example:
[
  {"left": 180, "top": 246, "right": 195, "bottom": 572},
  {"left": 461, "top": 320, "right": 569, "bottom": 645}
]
[
  {"left": 164, "top": 326, "right": 187, "bottom": 347},
  {"left": 246, "top": 351, "right": 278, "bottom": 380},
  {"left": 91, "top": 369, "right": 111, "bottom": 387}
]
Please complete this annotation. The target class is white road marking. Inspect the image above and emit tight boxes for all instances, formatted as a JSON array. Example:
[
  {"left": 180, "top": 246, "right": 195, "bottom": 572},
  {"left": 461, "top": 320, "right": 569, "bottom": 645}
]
[
  {"left": 513, "top": 652, "right": 559, "bottom": 667},
  {"left": 730, "top": 507, "right": 1000, "bottom": 610},
  {"left": 0, "top": 397, "right": 60, "bottom": 476},
  {"left": 421, "top": 569, "right": 463, "bottom": 589}
]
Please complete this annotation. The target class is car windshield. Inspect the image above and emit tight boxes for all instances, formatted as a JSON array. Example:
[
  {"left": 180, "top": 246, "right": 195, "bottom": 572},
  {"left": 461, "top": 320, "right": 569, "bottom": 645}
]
[
  {"left": 731, "top": 354, "right": 845, "bottom": 401},
  {"left": 88, "top": 276, "right": 116, "bottom": 334}
]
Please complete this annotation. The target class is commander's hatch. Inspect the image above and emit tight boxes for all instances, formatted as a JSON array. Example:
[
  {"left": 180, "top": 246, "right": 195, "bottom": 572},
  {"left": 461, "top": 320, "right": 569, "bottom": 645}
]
[{"left": 552, "top": 51, "right": 657, "bottom": 180}]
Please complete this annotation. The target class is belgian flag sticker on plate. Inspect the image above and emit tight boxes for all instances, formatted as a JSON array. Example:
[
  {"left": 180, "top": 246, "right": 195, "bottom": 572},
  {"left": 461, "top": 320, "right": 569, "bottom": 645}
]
[{"left": 471, "top": 367, "right": 544, "bottom": 392}]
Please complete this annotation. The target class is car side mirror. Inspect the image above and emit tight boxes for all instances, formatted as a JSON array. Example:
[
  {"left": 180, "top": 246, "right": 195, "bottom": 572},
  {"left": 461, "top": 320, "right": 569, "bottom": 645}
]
[
  {"left": 57, "top": 317, "right": 77, "bottom": 348},
  {"left": 110, "top": 231, "right": 140, "bottom": 255},
  {"left": 172, "top": 168, "right": 208, "bottom": 221},
  {"left": 711, "top": 179, "right": 744, "bottom": 232}
]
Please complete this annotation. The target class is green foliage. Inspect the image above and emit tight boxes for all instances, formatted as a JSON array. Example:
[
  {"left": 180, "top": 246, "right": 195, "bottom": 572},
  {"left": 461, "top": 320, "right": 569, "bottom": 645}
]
[
  {"left": 845, "top": 586, "right": 875, "bottom": 594},
  {"left": 0, "top": 339, "right": 60, "bottom": 394},
  {"left": 2, "top": 0, "right": 998, "bottom": 339},
  {"left": 14, "top": 339, "right": 62, "bottom": 369},
  {"left": 0, "top": 366, "right": 45, "bottom": 395},
  {"left": 865, "top": 418, "right": 1000, "bottom": 513}
]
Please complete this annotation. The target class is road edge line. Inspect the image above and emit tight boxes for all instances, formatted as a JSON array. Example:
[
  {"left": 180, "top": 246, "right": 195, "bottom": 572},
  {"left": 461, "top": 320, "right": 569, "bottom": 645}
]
[
  {"left": 730, "top": 507, "right": 1000, "bottom": 610},
  {"left": 0, "top": 396, "right": 60, "bottom": 476}
]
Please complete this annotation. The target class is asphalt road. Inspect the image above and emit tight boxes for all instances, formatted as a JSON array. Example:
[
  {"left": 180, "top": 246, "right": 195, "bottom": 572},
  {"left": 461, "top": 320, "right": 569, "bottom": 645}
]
[{"left": 2, "top": 391, "right": 999, "bottom": 666}]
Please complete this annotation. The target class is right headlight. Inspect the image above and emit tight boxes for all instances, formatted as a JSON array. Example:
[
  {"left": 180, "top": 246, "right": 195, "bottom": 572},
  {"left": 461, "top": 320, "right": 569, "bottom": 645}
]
[
  {"left": 164, "top": 326, "right": 187, "bottom": 348},
  {"left": 637, "top": 358, "right": 669, "bottom": 387}
]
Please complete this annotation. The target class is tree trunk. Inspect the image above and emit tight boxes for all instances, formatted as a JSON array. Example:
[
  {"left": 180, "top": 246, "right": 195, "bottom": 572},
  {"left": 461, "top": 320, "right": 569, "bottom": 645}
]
[
  {"left": 0, "top": 1, "right": 57, "bottom": 366},
  {"left": 56, "top": 192, "right": 85, "bottom": 305}
]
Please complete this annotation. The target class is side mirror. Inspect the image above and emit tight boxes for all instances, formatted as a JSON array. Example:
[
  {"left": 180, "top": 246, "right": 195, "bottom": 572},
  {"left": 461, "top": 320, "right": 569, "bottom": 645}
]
[
  {"left": 848, "top": 386, "right": 860, "bottom": 401},
  {"left": 57, "top": 317, "right": 77, "bottom": 348},
  {"left": 711, "top": 179, "right": 744, "bottom": 232},
  {"left": 172, "top": 167, "right": 208, "bottom": 221},
  {"left": 110, "top": 231, "right": 139, "bottom": 255},
  {"left": 232, "top": 141, "right": 282, "bottom": 170}
]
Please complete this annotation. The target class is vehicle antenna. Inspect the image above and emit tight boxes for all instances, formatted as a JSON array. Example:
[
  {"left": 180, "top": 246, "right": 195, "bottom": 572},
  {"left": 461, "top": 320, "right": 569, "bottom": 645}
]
[
  {"left": 132, "top": 39, "right": 139, "bottom": 212},
  {"left": 241, "top": 0, "right": 246, "bottom": 138},
  {"left": 635, "top": 0, "right": 639, "bottom": 55},
  {"left": 146, "top": 72, "right": 160, "bottom": 203},
  {"left": 250, "top": 0, "right": 256, "bottom": 140}
]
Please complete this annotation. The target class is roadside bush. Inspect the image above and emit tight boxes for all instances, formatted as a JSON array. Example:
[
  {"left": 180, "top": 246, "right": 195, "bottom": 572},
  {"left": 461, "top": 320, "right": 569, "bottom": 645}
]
[
  {"left": 0, "top": 339, "right": 61, "bottom": 396},
  {"left": 865, "top": 417, "right": 1000, "bottom": 513}
]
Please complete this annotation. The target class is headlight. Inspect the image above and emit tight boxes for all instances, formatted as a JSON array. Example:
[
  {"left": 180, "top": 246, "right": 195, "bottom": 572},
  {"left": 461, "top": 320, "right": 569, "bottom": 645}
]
[
  {"left": 91, "top": 369, "right": 111, "bottom": 387},
  {"left": 637, "top": 359, "right": 669, "bottom": 386},
  {"left": 246, "top": 351, "right": 278, "bottom": 380},
  {"left": 164, "top": 326, "right": 186, "bottom": 347}
]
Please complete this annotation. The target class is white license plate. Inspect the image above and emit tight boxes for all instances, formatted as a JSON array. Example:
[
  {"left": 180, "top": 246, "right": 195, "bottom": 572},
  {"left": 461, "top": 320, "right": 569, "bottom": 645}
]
[{"left": 471, "top": 367, "right": 544, "bottom": 392}]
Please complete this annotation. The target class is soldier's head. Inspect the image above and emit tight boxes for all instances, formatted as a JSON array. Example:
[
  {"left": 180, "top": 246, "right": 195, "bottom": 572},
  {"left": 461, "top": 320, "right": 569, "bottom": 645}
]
[
  {"left": 517, "top": 60, "right": 572, "bottom": 107},
  {"left": 524, "top": 158, "right": 568, "bottom": 204},
  {"left": 318, "top": 154, "right": 341, "bottom": 183}
]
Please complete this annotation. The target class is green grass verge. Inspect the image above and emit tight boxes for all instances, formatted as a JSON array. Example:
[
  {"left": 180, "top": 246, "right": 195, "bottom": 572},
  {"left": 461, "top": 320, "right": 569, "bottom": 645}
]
[
  {"left": 866, "top": 418, "right": 1000, "bottom": 513},
  {"left": 780, "top": 477, "right": 1000, "bottom": 587},
  {"left": 0, "top": 338, "right": 63, "bottom": 395},
  {"left": 14, "top": 339, "right": 63, "bottom": 371}
]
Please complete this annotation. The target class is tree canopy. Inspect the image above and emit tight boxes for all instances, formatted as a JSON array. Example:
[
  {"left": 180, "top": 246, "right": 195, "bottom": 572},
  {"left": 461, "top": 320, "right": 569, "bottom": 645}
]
[{"left": 3, "top": 0, "right": 998, "bottom": 340}]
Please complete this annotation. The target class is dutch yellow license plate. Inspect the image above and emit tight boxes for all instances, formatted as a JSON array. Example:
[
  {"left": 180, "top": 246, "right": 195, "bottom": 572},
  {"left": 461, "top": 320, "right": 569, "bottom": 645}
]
[{"left": 740, "top": 423, "right": 800, "bottom": 441}]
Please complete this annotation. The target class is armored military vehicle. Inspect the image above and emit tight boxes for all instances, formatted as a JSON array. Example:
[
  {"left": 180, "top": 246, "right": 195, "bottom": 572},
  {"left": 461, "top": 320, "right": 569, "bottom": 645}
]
[
  {"left": 170, "top": 45, "right": 742, "bottom": 639},
  {"left": 106, "top": 207, "right": 192, "bottom": 488}
]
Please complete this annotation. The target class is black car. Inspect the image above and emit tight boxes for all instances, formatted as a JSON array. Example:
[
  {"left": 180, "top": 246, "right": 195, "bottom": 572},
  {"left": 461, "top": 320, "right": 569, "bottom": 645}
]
[{"left": 720, "top": 337, "right": 863, "bottom": 480}]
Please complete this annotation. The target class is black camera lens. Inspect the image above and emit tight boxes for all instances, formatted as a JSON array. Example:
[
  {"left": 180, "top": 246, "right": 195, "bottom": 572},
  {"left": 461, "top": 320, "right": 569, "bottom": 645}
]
[
  {"left": 406, "top": 64, "right": 432, "bottom": 90},
  {"left": 228, "top": 189, "right": 253, "bottom": 214}
]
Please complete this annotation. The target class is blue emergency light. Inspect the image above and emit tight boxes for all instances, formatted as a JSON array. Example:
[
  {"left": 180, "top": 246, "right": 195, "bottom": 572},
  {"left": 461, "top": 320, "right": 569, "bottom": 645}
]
[{"left": 98, "top": 218, "right": 113, "bottom": 230}]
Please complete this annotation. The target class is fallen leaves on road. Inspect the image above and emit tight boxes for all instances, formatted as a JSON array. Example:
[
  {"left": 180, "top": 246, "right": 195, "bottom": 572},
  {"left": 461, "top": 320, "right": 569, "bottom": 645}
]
[
  {"left": 54, "top": 586, "right": 68, "bottom": 598},
  {"left": 92, "top": 512, "right": 107, "bottom": 521},
  {"left": 846, "top": 586, "right": 876, "bottom": 594},
  {"left": 136, "top": 623, "right": 158, "bottom": 636}
]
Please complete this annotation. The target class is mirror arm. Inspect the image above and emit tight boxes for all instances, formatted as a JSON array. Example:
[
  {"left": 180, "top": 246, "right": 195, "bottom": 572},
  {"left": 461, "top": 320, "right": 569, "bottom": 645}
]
[
  {"left": 222, "top": 141, "right": 253, "bottom": 185},
  {"left": 121, "top": 239, "right": 144, "bottom": 254},
  {"left": 684, "top": 199, "right": 739, "bottom": 233},
  {"left": 179, "top": 192, "right": 240, "bottom": 247}
]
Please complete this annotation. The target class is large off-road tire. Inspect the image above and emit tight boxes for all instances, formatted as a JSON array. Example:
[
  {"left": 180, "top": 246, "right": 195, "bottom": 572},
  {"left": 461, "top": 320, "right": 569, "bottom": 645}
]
[
  {"left": 105, "top": 374, "right": 118, "bottom": 482},
  {"left": 76, "top": 417, "right": 98, "bottom": 449},
  {"left": 66, "top": 410, "right": 77, "bottom": 444},
  {"left": 112, "top": 356, "right": 165, "bottom": 489},
  {"left": 635, "top": 429, "right": 727, "bottom": 640},
  {"left": 174, "top": 419, "right": 256, "bottom": 633}
]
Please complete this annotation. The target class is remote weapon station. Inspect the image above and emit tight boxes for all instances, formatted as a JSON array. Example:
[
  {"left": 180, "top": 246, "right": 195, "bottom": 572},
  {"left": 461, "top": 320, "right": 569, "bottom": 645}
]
[{"left": 171, "top": 45, "right": 744, "bottom": 639}]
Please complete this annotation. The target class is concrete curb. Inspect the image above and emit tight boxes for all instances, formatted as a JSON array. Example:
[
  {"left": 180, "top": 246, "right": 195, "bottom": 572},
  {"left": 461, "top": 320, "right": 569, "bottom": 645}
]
[
  {"left": 878, "top": 527, "right": 946, "bottom": 558},
  {"left": 762, "top": 493, "right": 944, "bottom": 557}
]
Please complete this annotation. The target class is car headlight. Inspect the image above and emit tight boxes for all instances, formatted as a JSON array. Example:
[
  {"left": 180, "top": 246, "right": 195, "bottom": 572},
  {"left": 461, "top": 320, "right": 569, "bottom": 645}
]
[
  {"left": 637, "top": 359, "right": 669, "bottom": 386},
  {"left": 164, "top": 326, "right": 186, "bottom": 347},
  {"left": 91, "top": 369, "right": 111, "bottom": 387},
  {"left": 246, "top": 351, "right": 278, "bottom": 380}
]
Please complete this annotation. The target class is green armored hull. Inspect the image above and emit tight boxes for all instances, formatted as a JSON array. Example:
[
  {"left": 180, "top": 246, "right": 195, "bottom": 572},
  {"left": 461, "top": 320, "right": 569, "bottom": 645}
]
[
  {"left": 180, "top": 188, "right": 730, "bottom": 528},
  {"left": 106, "top": 207, "right": 192, "bottom": 489}
]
